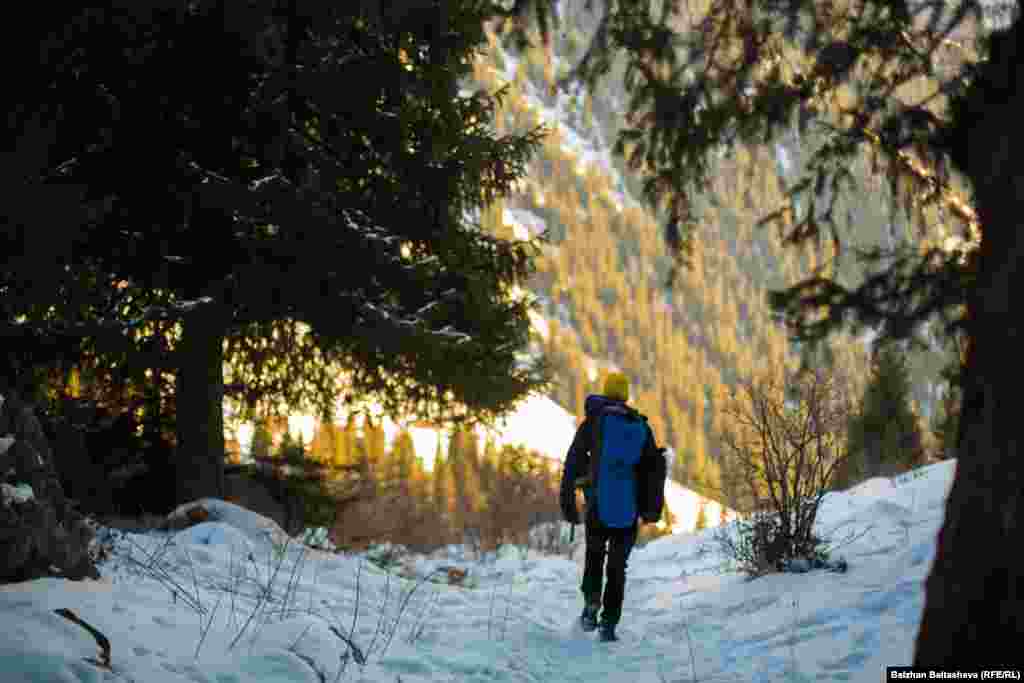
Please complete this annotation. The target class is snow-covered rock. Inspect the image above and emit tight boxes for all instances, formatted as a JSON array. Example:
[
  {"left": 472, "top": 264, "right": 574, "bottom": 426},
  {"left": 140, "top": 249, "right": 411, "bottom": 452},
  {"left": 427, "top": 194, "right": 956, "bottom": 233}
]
[
  {"left": 1, "top": 482, "right": 34, "bottom": 506},
  {"left": 166, "top": 498, "right": 290, "bottom": 551}
]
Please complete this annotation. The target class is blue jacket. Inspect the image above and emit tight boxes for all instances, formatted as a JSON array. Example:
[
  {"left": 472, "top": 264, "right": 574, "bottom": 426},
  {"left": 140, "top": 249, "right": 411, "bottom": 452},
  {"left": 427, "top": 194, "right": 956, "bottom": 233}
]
[{"left": 560, "top": 394, "right": 659, "bottom": 526}]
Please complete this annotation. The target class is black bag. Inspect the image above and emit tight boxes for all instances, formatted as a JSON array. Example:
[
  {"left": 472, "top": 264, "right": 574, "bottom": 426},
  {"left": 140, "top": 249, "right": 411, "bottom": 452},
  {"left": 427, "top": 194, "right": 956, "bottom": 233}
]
[{"left": 637, "top": 446, "right": 668, "bottom": 524}]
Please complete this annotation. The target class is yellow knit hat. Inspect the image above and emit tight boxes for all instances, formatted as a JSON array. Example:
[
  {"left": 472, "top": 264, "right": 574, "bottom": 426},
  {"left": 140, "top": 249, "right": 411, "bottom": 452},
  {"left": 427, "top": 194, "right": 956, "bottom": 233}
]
[{"left": 603, "top": 371, "right": 630, "bottom": 402}]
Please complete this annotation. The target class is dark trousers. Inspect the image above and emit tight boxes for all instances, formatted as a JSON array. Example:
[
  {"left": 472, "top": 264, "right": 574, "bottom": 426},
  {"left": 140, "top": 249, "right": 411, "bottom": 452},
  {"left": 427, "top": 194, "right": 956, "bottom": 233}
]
[{"left": 580, "top": 507, "right": 638, "bottom": 626}]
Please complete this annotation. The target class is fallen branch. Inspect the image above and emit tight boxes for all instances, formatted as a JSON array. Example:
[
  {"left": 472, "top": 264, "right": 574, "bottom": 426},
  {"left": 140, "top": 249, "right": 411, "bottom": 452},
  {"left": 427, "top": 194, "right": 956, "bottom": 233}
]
[
  {"left": 289, "top": 647, "right": 327, "bottom": 683},
  {"left": 54, "top": 608, "right": 111, "bottom": 670},
  {"left": 328, "top": 625, "right": 367, "bottom": 665}
]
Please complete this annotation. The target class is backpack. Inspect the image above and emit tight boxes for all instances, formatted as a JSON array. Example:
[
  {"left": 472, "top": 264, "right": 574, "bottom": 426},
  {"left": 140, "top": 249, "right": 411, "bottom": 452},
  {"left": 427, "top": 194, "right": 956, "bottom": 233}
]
[
  {"left": 637, "top": 446, "right": 667, "bottom": 524},
  {"left": 591, "top": 404, "right": 653, "bottom": 528}
]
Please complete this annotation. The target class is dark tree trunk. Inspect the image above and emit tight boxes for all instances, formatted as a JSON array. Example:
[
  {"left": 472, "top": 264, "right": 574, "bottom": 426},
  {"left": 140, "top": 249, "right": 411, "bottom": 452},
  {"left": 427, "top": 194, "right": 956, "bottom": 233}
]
[
  {"left": 174, "top": 303, "right": 227, "bottom": 505},
  {"left": 913, "top": 19, "right": 1024, "bottom": 667}
]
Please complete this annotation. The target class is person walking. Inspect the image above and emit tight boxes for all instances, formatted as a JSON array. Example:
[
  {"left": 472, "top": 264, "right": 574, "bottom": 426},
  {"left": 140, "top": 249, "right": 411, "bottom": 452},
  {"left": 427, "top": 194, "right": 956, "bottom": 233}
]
[{"left": 560, "top": 371, "right": 665, "bottom": 642}]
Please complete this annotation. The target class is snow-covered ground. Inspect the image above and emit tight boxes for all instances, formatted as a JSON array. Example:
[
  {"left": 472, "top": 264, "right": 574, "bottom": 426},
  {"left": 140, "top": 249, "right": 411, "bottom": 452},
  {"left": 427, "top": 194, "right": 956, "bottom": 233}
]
[{"left": 0, "top": 458, "right": 955, "bottom": 682}]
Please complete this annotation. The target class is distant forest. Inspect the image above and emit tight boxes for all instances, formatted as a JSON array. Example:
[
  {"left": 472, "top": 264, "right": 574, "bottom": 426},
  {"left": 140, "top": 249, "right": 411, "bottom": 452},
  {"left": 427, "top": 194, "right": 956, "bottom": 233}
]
[{"left": 459, "top": 16, "right": 961, "bottom": 500}]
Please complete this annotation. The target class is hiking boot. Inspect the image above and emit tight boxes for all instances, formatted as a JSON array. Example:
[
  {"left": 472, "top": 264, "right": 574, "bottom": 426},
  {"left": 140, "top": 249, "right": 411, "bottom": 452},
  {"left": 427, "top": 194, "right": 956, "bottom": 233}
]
[
  {"left": 599, "top": 621, "right": 618, "bottom": 642},
  {"left": 580, "top": 604, "right": 599, "bottom": 632}
]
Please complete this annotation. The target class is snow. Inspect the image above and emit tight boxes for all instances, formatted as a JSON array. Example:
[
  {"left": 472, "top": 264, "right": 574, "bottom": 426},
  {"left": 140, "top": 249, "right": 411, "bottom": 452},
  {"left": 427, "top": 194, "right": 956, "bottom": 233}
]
[
  {"left": 774, "top": 142, "right": 793, "bottom": 178},
  {"left": 0, "top": 458, "right": 958, "bottom": 682},
  {"left": 489, "top": 393, "right": 579, "bottom": 458},
  {"left": 1, "top": 482, "right": 34, "bottom": 506},
  {"left": 0, "top": 436, "right": 14, "bottom": 457},
  {"left": 482, "top": 24, "right": 638, "bottom": 216},
  {"left": 167, "top": 499, "right": 291, "bottom": 550},
  {"left": 286, "top": 416, "right": 316, "bottom": 447},
  {"left": 527, "top": 309, "right": 550, "bottom": 341},
  {"left": 503, "top": 207, "right": 547, "bottom": 242}
]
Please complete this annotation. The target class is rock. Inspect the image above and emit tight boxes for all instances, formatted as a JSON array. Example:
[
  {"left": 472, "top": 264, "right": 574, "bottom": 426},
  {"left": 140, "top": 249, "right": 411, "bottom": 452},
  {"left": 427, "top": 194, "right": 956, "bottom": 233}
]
[
  {"left": 441, "top": 566, "right": 469, "bottom": 586},
  {"left": 781, "top": 555, "right": 849, "bottom": 574},
  {"left": 223, "top": 466, "right": 289, "bottom": 532},
  {"left": 3, "top": 395, "right": 52, "bottom": 464},
  {"left": 1, "top": 483, "right": 35, "bottom": 505},
  {"left": 0, "top": 389, "right": 99, "bottom": 583},
  {"left": 161, "top": 503, "right": 212, "bottom": 532},
  {"left": 785, "top": 557, "right": 812, "bottom": 573},
  {"left": 187, "top": 506, "right": 210, "bottom": 524}
]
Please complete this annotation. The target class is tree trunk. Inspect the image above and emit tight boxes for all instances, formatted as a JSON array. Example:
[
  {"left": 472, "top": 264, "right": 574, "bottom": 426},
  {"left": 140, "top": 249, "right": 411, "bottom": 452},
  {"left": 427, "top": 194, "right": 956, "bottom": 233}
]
[
  {"left": 913, "top": 20, "right": 1024, "bottom": 667},
  {"left": 174, "top": 303, "right": 227, "bottom": 505}
]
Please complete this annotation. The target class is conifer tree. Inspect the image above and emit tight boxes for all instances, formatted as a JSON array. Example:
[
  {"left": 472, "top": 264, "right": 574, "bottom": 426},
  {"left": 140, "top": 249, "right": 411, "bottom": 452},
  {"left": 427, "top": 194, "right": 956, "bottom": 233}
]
[
  {"left": 278, "top": 430, "right": 301, "bottom": 462},
  {"left": 431, "top": 448, "right": 452, "bottom": 544},
  {"left": 932, "top": 385, "right": 960, "bottom": 462},
  {"left": 385, "top": 429, "right": 422, "bottom": 542},
  {"left": 446, "top": 429, "right": 475, "bottom": 533},
  {"left": 846, "top": 343, "right": 927, "bottom": 482},
  {"left": 695, "top": 501, "right": 709, "bottom": 532},
  {"left": 390, "top": 430, "right": 418, "bottom": 487},
  {"left": 931, "top": 340, "right": 965, "bottom": 462},
  {"left": 341, "top": 415, "right": 359, "bottom": 467},
  {"left": 480, "top": 438, "right": 499, "bottom": 495},
  {"left": 251, "top": 420, "right": 273, "bottom": 460},
  {"left": 308, "top": 421, "right": 328, "bottom": 463},
  {"left": 364, "top": 417, "right": 388, "bottom": 471},
  {"left": 8, "top": 0, "right": 549, "bottom": 506},
  {"left": 310, "top": 420, "right": 347, "bottom": 466},
  {"left": 327, "top": 423, "right": 345, "bottom": 467}
]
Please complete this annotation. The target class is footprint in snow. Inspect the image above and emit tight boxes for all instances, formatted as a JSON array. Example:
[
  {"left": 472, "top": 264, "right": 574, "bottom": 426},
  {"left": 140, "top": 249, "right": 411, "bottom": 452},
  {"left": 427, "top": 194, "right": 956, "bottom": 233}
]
[
  {"left": 188, "top": 548, "right": 215, "bottom": 565},
  {"left": 152, "top": 615, "right": 175, "bottom": 627},
  {"left": 820, "top": 649, "right": 872, "bottom": 671}
]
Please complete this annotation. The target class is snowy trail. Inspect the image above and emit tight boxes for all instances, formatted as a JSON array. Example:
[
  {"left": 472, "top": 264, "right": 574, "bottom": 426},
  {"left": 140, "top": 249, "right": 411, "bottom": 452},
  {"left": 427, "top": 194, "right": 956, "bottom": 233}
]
[{"left": 0, "top": 460, "right": 955, "bottom": 683}]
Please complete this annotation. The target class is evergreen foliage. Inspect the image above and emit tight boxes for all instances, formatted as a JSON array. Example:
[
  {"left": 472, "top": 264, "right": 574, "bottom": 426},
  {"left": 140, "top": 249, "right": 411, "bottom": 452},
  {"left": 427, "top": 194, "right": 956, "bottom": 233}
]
[
  {"left": 492, "top": 1, "right": 982, "bottom": 345},
  {"left": 276, "top": 431, "right": 304, "bottom": 464},
  {"left": 841, "top": 343, "right": 927, "bottom": 487},
  {"left": 464, "top": 12, "right": 886, "bottom": 502},
  {"left": 695, "top": 502, "right": 709, "bottom": 532},
  {"left": 931, "top": 384, "right": 960, "bottom": 462},
  {"left": 6, "top": 1, "right": 552, "bottom": 503},
  {"left": 929, "top": 334, "right": 966, "bottom": 461},
  {"left": 251, "top": 421, "right": 273, "bottom": 460}
]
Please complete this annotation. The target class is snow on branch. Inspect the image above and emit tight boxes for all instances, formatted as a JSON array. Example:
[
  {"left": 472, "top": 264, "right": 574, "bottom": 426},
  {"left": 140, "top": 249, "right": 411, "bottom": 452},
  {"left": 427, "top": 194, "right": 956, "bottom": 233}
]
[
  {"left": 125, "top": 297, "right": 215, "bottom": 326},
  {"left": 1, "top": 482, "right": 35, "bottom": 506},
  {"left": 432, "top": 325, "right": 472, "bottom": 344},
  {"left": 187, "top": 161, "right": 231, "bottom": 185},
  {"left": 0, "top": 294, "right": 218, "bottom": 343},
  {"left": 415, "top": 300, "right": 443, "bottom": 316},
  {"left": 357, "top": 300, "right": 472, "bottom": 345},
  {"left": 339, "top": 207, "right": 402, "bottom": 246},
  {"left": 250, "top": 174, "right": 285, "bottom": 191},
  {"left": 400, "top": 255, "right": 440, "bottom": 271},
  {"left": 362, "top": 302, "right": 392, "bottom": 321}
]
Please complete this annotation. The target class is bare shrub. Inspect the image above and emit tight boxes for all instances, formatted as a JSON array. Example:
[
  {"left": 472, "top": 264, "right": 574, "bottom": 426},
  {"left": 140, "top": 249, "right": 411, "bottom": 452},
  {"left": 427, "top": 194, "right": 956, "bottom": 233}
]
[
  {"left": 328, "top": 444, "right": 561, "bottom": 558},
  {"left": 472, "top": 447, "right": 561, "bottom": 558},
  {"left": 716, "top": 366, "right": 854, "bottom": 577}
]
